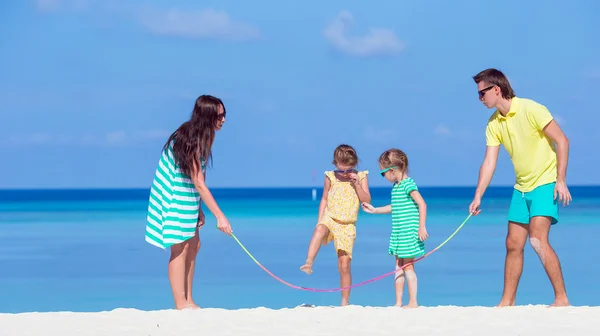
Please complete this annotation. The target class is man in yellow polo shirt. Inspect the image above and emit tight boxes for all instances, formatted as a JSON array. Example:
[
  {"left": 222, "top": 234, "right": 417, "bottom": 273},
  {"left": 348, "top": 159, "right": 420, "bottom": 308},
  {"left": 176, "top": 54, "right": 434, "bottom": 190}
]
[{"left": 468, "top": 68, "right": 572, "bottom": 307}]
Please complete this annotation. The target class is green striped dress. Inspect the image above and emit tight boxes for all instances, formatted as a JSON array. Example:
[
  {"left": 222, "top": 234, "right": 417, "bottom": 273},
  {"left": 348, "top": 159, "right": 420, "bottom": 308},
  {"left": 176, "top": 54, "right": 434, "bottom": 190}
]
[
  {"left": 145, "top": 143, "right": 205, "bottom": 249},
  {"left": 389, "top": 177, "right": 425, "bottom": 258}
]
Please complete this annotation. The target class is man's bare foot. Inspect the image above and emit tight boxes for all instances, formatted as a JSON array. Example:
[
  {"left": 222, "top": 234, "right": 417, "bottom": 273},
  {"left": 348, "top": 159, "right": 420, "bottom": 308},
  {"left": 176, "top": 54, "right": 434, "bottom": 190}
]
[
  {"left": 548, "top": 298, "right": 570, "bottom": 307},
  {"left": 403, "top": 301, "right": 418, "bottom": 309},
  {"left": 300, "top": 263, "right": 313, "bottom": 274},
  {"left": 496, "top": 299, "right": 515, "bottom": 307}
]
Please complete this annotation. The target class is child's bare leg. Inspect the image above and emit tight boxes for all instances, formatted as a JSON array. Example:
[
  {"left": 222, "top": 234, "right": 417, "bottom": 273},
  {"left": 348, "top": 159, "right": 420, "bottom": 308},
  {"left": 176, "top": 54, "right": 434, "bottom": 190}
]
[
  {"left": 184, "top": 228, "right": 201, "bottom": 308},
  {"left": 168, "top": 239, "right": 192, "bottom": 309},
  {"left": 403, "top": 259, "right": 418, "bottom": 308},
  {"left": 338, "top": 251, "right": 352, "bottom": 306},
  {"left": 394, "top": 257, "right": 405, "bottom": 307},
  {"left": 300, "top": 224, "right": 329, "bottom": 274}
]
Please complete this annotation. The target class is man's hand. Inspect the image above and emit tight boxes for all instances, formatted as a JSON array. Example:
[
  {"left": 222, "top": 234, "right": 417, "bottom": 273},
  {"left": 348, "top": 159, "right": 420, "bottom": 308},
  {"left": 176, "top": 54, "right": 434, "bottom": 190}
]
[
  {"left": 469, "top": 197, "right": 482, "bottom": 215},
  {"left": 554, "top": 181, "right": 572, "bottom": 206}
]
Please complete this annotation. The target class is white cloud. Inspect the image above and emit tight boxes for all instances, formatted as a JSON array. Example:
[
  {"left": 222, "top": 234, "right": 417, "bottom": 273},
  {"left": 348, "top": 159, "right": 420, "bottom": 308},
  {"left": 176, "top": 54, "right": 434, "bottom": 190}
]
[
  {"left": 3, "top": 129, "right": 169, "bottom": 147},
  {"left": 35, "top": 0, "right": 93, "bottom": 12},
  {"left": 364, "top": 126, "right": 397, "bottom": 143},
  {"left": 36, "top": 0, "right": 61, "bottom": 12},
  {"left": 323, "top": 10, "right": 403, "bottom": 57},
  {"left": 137, "top": 8, "right": 261, "bottom": 41},
  {"left": 434, "top": 124, "right": 452, "bottom": 136}
]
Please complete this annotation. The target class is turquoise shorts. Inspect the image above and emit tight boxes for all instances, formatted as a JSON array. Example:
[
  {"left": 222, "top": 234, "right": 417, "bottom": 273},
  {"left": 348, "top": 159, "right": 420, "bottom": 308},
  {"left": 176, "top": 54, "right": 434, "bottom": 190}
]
[{"left": 508, "top": 182, "right": 559, "bottom": 225}]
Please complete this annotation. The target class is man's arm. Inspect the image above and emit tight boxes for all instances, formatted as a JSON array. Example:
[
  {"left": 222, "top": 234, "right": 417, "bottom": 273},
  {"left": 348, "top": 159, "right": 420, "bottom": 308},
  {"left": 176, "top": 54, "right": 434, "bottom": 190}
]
[
  {"left": 543, "top": 120, "right": 569, "bottom": 183},
  {"left": 474, "top": 145, "right": 500, "bottom": 200}
]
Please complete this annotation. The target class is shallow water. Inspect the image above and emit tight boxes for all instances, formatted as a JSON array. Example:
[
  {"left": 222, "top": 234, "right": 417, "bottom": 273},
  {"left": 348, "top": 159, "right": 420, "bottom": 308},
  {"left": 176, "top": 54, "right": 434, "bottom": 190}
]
[{"left": 0, "top": 186, "right": 598, "bottom": 312}]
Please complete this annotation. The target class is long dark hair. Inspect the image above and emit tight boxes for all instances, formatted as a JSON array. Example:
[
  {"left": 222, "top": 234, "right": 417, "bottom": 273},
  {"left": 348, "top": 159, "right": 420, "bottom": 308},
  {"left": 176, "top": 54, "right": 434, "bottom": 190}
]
[{"left": 163, "top": 95, "right": 225, "bottom": 178}]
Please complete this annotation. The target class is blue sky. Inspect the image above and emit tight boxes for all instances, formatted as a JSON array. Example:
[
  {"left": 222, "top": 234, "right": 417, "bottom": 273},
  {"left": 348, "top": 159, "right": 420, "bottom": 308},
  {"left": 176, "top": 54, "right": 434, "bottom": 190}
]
[{"left": 1, "top": 0, "right": 599, "bottom": 189}]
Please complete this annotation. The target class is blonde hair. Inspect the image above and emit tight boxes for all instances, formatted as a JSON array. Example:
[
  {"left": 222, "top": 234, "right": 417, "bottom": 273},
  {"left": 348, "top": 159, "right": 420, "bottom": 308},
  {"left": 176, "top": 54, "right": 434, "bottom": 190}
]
[
  {"left": 378, "top": 148, "right": 408, "bottom": 174},
  {"left": 332, "top": 144, "right": 358, "bottom": 167}
]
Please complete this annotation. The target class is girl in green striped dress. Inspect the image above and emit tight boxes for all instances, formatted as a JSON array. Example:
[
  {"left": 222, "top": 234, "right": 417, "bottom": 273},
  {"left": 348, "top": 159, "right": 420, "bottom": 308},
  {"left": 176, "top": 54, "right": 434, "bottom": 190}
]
[
  {"left": 361, "top": 149, "right": 428, "bottom": 308},
  {"left": 145, "top": 95, "right": 233, "bottom": 310}
]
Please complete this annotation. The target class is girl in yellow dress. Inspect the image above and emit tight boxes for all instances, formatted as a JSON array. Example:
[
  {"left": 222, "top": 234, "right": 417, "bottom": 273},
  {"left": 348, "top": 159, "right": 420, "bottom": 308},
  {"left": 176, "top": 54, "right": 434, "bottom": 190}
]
[{"left": 300, "top": 144, "right": 371, "bottom": 306}]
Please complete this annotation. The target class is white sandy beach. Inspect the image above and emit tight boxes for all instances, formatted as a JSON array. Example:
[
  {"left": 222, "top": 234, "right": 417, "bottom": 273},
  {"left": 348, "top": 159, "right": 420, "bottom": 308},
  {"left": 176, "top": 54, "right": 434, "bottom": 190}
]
[{"left": 0, "top": 305, "right": 598, "bottom": 336}]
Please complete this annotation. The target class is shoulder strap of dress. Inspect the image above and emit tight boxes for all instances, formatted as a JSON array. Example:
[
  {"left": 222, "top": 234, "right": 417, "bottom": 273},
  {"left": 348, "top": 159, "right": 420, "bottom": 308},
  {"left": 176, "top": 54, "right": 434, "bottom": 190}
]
[{"left": 324, "top": 171, "right": 335, "bottom": 183}]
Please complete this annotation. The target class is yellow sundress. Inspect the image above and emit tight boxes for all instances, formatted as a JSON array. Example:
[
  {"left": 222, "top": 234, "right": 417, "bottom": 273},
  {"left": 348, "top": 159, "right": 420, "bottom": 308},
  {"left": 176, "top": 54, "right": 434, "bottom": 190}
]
[{"left": 318, "top": 170, "right": 368, "bottom": 258}]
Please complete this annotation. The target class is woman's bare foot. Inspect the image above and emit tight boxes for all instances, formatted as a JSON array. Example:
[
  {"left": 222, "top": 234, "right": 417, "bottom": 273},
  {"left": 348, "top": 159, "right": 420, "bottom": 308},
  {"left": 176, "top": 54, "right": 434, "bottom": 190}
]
[
  {"left": 341, "top": 300, "right": 349, "bottom": 306},
  {"left": 175, "top": 300, "right": 190, "bottom": 310},
  {"left": 186, "top": 301, "right": 200, "bottom": 309},
  {"left": 300, "top": 263, "right": 313, "bottom": 274},
  {"left": 394, "top": 303, "right": 403, "bottom": 308}
]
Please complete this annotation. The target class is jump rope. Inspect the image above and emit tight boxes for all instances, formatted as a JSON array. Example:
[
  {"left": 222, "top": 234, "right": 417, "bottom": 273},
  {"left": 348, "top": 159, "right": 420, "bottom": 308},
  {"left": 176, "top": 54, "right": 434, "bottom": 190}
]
[{"left": 225, "top": 212, "right": 473, "bottom": 293}]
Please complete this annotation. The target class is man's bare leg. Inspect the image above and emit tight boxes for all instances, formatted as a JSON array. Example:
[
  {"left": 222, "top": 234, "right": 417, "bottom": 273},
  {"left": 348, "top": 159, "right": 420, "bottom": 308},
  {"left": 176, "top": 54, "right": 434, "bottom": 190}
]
[
  {"left": 529, "top": 216, "right": 570, "bottom": 307},
  {"left": 300, "top": 224, "right": 329, "bottom": 274},
  {"left": 498, "top": 221, "right": 529, "bottom": 307},
  {"left": 337, "top": 251, "right": 351, "bottom": 306}
]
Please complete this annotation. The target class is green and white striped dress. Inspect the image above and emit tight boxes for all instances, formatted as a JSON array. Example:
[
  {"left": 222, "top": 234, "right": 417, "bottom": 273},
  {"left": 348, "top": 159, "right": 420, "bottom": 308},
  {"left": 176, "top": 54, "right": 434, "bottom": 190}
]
[
  {"left": 389, "top": 177, "right": 425, "bottom": 258},
  {"left": 145, "top": 143, "right": 205, "bottom": 249}
]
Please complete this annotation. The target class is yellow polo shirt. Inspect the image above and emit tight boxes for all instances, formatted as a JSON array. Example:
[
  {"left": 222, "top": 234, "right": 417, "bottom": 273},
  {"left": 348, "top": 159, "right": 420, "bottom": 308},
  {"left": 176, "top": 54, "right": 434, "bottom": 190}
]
[{"left": 485, "top": 97, "right": 557, "bottom": 192}]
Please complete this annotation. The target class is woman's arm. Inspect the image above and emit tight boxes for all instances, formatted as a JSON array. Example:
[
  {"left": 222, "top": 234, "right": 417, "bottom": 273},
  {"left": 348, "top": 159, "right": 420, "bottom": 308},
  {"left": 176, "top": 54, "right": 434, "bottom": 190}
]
[{"left": 190, "top": 160, "right": 231, "bottom": 234}]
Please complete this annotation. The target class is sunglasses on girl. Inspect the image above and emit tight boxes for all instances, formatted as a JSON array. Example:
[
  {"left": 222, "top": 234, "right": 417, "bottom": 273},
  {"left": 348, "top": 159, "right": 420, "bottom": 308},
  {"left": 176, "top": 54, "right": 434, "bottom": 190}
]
[
  {"left": 334, "top": 169, "right": 357, "bottom": 174},
  {"left": 380, "top": 166, "right": 397, "bottom": 177}
]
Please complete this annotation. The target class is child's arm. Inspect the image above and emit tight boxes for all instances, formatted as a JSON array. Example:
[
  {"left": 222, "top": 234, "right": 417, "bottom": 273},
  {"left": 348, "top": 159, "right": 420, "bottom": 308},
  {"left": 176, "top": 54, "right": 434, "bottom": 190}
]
[
  {"left": 318, "top": 176, "right": 331, "bottom": 222},
  {"left": 362, "top": 203, "right": 392, "bottom": 214},
  {"left": 409, "top": 190, "right": 428, "bottom": 240},
  {"left": 352, "top": 173, "right": 371, "bottom": 204}
]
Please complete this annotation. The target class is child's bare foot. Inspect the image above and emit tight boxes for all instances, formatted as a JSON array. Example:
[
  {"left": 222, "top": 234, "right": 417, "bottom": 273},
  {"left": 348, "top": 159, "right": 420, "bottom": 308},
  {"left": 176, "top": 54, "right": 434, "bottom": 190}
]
[
  {"left": 403, "top": 301, "right": 418, "bottom": 309},
  {"left": 300, "top": 263, "right": 313, "bottom": 274}
]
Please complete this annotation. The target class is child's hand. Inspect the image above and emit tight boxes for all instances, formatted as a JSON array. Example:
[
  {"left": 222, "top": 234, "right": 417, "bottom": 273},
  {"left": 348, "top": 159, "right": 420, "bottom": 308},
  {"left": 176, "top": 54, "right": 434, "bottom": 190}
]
[
  {"left": 349, "top": 173, "right": 360, "bottom": 185},
  {"left": 418, "top": 227, "right": 428, "bottom": 241},
  {"left": 361, "top": 202, "right": 376, "bottom": 214}
]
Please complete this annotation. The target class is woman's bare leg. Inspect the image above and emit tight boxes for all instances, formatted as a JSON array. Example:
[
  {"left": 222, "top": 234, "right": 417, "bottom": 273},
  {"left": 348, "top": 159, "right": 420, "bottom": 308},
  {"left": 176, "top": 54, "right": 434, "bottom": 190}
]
[{"left": 185, "top": 227, "right": 201, "bottom": 308}]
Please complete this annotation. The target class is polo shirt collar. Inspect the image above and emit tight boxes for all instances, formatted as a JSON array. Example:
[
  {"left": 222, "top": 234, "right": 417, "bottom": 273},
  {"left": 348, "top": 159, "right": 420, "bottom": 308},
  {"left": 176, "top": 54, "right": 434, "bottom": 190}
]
[{"left": 497, "top": 96, "right": 519, "bottom": 120}]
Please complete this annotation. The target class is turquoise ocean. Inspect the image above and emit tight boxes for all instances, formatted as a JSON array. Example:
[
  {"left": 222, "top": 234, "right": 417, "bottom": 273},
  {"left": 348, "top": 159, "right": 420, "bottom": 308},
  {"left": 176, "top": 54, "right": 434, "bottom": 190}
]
[{"left": 0, "top": 186, "right": 599, "bottom": 313}]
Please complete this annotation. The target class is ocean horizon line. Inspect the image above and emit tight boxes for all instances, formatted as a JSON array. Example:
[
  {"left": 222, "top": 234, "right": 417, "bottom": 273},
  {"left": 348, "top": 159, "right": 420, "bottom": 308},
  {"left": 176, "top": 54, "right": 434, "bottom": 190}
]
[
  {"left": 1, "top": 185, "right": 598, "bottom": 202},
  {"left": 1, "top": 183, "right": 599, "bottom": 192}
]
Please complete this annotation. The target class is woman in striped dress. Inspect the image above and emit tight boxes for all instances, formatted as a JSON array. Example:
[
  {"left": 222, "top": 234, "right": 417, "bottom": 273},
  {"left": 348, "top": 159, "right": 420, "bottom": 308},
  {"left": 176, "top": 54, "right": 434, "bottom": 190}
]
[
  {"left": 361, "top": 149, "right": 428, "bottom": 308},
  {"left": 145, "top": 95, "right": 232, "bottom": 310}
]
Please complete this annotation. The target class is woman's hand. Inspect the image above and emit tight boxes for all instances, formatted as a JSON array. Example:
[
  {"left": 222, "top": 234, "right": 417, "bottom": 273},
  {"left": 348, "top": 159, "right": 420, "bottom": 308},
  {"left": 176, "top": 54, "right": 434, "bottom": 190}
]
[{"left": 216, "top": 215, "right": 233, "bottom": 235}]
